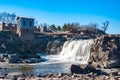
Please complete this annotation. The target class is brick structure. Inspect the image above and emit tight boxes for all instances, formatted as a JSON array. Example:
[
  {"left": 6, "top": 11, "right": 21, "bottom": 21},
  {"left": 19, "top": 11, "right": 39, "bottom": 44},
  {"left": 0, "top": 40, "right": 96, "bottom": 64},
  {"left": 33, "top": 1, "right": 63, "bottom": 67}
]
[{"left": 0, "top": 22, "right": 20, "bottom": 35}]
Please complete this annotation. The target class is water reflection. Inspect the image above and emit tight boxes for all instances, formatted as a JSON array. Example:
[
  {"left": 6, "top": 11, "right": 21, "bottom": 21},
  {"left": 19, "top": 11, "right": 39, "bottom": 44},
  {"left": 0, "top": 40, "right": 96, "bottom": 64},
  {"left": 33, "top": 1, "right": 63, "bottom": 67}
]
[
  {"left": 18, "top": 65, "right": 34, "bottom": 75},
  {"left": 0, "top": 55, "right": 79, "bottom": 76}
]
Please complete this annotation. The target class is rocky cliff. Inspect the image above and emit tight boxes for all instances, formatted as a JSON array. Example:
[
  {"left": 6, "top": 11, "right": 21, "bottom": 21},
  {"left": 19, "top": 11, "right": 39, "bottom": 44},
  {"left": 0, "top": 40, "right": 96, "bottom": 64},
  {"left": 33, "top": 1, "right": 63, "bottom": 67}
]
[
  {"left": 0, "top": 31, "right": 44, "bottom": 63},
  {"left": 33, "top": 35, "right": 67, "bottom": 54},
  {"left": 0, "top": 31, "right": 21, "bottom": 53},
  {"left": 89, "top": 35, "right": 120, "bottom": 68}
]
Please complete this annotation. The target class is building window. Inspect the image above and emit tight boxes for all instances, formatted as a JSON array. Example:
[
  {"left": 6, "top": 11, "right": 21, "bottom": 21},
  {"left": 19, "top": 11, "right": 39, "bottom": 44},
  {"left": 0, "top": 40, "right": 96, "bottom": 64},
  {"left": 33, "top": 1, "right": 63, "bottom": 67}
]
[
  {"left": 30, "top": 21, "right": 32, "bottom": 27},
  {"left": 23, "top": 21, "right": 26, "bottom": 26},
  {"left": 5, "top": 23, "right": 8, "bottom": 26}
]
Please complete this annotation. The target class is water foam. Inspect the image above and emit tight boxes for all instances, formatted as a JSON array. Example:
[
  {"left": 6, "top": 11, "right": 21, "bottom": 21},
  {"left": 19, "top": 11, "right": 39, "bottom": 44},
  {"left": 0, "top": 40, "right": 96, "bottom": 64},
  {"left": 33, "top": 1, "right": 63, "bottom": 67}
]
[{"left": 60, "top": 39, "right": 93, "bottom": 64}]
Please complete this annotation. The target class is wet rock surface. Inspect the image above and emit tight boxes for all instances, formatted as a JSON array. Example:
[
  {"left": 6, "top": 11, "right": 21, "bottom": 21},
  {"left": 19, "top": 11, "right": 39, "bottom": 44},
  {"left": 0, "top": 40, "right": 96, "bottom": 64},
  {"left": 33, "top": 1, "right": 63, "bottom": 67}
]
[
  {"left": 0, "top": 53, "right": 44, "bottom": 63},
  {"left": 34, "top": 36, "right": 67, "bottom": 54},
  {"left": 70, "top": 64, "right": 98, "bottom": 74}
]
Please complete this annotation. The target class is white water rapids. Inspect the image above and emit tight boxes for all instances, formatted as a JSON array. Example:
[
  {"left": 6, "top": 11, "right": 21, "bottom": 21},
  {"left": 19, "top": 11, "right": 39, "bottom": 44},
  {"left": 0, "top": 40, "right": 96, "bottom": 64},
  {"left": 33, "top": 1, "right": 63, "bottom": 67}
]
[{"left": 59, "top": 39, "right": 94, "bottom": 64}]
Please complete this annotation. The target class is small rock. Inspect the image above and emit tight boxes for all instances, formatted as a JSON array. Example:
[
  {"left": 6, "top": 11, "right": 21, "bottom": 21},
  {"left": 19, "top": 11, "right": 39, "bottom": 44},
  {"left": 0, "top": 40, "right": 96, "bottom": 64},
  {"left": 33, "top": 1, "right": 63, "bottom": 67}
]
[
  {"left": 58, "top": 73, "right": 62, "bottom": 78},
  {"left": 7, "top": 72, "right": 23, "bottom": 78},
  {"left": 17, "top": 77, "right": 25, "bottom": 80},
  {"left": 110, "top": 71, "right": 118, "bottom": 76},
  {"left": 118, "top": 72, "right": 120, "bottom": 76},
  {"left": 13, "top": 76, "right": 17, "bottom": 80}
]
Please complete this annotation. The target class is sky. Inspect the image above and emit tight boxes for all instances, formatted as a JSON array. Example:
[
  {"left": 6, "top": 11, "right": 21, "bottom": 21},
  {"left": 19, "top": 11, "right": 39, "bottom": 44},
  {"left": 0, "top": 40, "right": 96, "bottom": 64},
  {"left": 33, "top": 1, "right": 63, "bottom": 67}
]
[{"left": 0, "top": 0, "right": 120, "bottom": 34}]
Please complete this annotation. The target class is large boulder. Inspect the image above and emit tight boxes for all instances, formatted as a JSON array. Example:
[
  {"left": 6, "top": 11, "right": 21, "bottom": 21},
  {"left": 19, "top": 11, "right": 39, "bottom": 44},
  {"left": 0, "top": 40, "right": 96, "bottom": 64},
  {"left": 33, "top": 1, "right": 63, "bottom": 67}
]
[
  {"left": 89, "top": 35, "right": 120, "bottom": 68},
  {"left": 70, "top": 64, "right": 97, "bottom": 74}
]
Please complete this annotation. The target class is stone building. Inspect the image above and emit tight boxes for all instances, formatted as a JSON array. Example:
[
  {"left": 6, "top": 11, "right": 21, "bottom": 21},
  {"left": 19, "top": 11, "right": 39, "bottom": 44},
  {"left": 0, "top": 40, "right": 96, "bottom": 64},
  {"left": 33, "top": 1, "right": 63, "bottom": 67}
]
[
  {"left": 17, "top": 17, "right": 34, "bottom": 28},
  {"left": 0, "top": 16, "right": 41, "bottom": 42},
  {"left": 17, "top": 16, "right": 35, "bottom": 42}
]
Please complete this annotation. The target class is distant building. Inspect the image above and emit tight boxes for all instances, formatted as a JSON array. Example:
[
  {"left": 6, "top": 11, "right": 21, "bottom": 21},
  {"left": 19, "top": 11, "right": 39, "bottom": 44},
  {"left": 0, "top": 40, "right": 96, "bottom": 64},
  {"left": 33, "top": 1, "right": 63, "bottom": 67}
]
[
  {"left": 17, "top": 17, "right": 35, "bottom": 42},
  {"left": 17, "top": 16, "right": 34, "bottom": 28},
  {"left": 0, "top": 16, "right": 44, "bottom": 42},
  {"left": 40, "top": 26, "right": 47, "bottom": 32}
]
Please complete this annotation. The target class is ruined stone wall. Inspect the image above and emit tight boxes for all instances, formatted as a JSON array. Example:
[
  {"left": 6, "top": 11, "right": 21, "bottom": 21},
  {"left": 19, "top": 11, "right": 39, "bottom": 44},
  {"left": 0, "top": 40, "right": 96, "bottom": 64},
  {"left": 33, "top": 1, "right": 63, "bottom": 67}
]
[
  {"left": 0, "top": 22, "right": 19, "bottom": 35},
  {"left": 0, "top": 23, "right": 3, "bottom": 31}
]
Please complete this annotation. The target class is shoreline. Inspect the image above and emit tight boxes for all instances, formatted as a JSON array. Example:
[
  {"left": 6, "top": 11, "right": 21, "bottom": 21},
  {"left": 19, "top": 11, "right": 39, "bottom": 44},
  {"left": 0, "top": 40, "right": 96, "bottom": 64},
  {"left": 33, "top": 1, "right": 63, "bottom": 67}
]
[
  {"left": 0, "top": 72, "right": 120, "bottom": 80},
  {"left": 0, "top": 63, "right": 120, "bottom": 80}
]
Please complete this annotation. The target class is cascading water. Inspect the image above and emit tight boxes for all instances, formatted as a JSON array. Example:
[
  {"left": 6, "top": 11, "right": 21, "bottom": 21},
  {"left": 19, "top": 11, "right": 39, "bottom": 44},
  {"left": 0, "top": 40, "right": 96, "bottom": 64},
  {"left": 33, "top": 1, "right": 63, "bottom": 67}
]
[{"left": 60, "top": 39, "right": 93, "bottom": 64}]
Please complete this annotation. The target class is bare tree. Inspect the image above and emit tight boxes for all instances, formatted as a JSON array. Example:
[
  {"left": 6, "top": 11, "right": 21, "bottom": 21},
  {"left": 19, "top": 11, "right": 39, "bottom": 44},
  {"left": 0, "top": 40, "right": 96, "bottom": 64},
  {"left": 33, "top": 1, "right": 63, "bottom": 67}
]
[
  {"left": 0, "top": 12, "right": 16, "bottom": 24},
  {"left": 34, "top": 20, "right": 38, "bottom": 27},
  {"left": 102, "top": 21, "right": 109, "bottom": 33}
]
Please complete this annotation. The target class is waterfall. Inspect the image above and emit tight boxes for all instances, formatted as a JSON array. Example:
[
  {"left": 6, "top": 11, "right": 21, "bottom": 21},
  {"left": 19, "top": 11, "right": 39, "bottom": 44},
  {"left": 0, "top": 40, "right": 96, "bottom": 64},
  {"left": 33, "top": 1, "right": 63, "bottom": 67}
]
[{"left": 60, "top": 39, "right": 93, "bottom": 64}]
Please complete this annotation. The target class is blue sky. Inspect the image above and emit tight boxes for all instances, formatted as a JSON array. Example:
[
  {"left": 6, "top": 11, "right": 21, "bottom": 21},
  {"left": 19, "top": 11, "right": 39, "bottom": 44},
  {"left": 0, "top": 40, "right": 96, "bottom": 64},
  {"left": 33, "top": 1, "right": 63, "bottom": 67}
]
[{"left": 0, "top": 0, "right": 120, "bottom": 34}]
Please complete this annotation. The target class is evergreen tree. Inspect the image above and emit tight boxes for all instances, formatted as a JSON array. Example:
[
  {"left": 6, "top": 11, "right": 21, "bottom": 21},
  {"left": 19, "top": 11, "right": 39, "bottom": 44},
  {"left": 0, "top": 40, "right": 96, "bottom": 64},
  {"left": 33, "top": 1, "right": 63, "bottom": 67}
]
[
  {"left": 49, "top": 24, "right": 57, "bottom": 31},
  {"left": 57, "top": 26, "right": 61, "bottom": 31},
  {"left": 62, "top": 24, "right": 67, "bottom": 31}
]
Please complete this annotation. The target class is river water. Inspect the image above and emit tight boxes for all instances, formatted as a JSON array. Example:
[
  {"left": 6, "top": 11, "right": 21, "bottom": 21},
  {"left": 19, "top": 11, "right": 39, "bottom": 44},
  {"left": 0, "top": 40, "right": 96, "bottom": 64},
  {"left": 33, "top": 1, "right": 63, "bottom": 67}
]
[{"left": 0, "top": 55, "right": 80, "bottom": 76}]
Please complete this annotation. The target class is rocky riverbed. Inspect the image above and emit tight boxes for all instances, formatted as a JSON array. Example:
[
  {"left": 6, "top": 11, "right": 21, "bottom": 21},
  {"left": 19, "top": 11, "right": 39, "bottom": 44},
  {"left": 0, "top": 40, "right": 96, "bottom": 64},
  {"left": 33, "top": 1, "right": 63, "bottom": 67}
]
[
  {"left": 0, "top": 69, "right": 120, "bottom": 80},
  {"left": 1, "top": 73, "right": 120, "bottom": 80}
]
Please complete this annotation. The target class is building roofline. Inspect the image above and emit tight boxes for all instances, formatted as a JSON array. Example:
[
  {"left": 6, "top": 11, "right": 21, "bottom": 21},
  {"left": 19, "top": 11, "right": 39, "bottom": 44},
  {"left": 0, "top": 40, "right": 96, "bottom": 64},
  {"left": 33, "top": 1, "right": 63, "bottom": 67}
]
[{"left": 17, "top": 16, "right": 34, "bottom": 20}]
